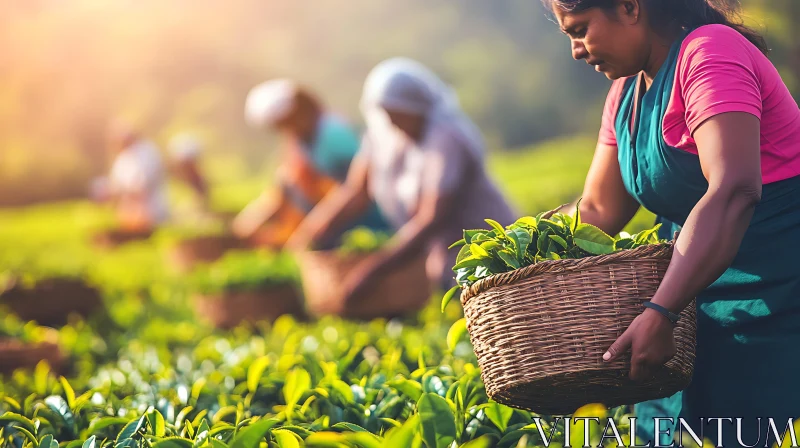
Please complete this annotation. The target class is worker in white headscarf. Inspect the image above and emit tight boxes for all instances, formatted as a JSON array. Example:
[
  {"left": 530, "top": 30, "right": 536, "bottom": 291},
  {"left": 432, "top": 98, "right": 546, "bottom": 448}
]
[
  {"left": 168, "top": 132, "right": 210, "bottom": 213},
  {"left": 233, "top": 79, "right": 388, "bottom": 248},
  {"left": 287, "top": 58, "right": 516, "bottom": 309},
  {"left": 104, "top": 121, "right": 170, "bottom": 231}
]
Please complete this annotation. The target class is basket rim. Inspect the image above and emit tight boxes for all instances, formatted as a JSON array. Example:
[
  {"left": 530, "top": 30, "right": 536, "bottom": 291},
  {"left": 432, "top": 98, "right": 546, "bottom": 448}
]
[{"left": 460, "top": 242, "right": 674, "bottom": 303}]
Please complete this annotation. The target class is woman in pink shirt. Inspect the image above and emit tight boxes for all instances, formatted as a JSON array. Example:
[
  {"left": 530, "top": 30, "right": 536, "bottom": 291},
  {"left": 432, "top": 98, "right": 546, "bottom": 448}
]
[{"left": 546, "top": 0, "right": 800, "bottom": 445}]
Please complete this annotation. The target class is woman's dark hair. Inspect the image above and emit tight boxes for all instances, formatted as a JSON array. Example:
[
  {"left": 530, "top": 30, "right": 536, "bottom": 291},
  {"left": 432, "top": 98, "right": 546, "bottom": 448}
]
[{"left": 545, "top": 0, "right": 769, "bottom": 55}]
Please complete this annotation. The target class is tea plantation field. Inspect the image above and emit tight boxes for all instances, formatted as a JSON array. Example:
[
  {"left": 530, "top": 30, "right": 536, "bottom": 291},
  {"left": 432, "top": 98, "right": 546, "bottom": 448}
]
[{"left": 0, "top": 137, "right": 657, "bottom": 448}]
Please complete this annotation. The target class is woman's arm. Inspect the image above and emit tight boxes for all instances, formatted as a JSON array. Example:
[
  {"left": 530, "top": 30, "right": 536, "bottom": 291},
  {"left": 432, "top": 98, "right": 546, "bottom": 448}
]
[
  {"left": 353, "top": 181, "right": 454, "bottom": 279},
  {"left": 231, "top": 190, "right": 289, "bottom": 239},
  {"left": 578, "top": 142, "right": 641, "bottom": 234},
  {"left": 284, "top": 151, "right": 371, "bottom": 250},
  {"left": 604, "top": 112, "right": 762, "bottom": 380}
]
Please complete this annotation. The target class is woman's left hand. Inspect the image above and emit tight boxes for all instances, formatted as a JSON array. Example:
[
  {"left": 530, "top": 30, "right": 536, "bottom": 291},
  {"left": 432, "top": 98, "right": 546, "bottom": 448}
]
[{"left": 603, "top": 308, "right": 677, "bottom": 381}]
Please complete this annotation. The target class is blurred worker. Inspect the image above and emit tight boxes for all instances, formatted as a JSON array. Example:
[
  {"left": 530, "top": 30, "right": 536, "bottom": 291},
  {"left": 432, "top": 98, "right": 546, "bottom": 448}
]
[
  {"left": 286, "top": 58, "right": 516, "bottom": 309},
  {"left": 232, "top": 79, "right": 387, "bottom": 248},
  {"left": 168, "top": 132, "right": 211, "bottom": 214},
  {"left": 100, "top": 121, "right": 170, "bottom": 232}
]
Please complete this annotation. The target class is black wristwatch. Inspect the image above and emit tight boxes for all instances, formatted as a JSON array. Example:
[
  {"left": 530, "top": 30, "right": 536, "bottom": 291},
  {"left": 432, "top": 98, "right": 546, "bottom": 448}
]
[{"left": 642, "top": 301, "right": 680, "bottom": 325}]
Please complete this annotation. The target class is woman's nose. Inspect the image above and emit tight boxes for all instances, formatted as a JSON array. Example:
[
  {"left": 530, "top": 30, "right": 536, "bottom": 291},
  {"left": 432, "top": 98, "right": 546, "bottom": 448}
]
[{"left": 571, "top": 40, "right": 588, "bottom": 61}]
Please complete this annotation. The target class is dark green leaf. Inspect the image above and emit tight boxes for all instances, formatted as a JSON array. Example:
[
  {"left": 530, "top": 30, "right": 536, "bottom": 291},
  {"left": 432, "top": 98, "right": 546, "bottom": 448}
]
[
  {"left": 484, "top": 402, "right": 514, "bottom": 433},
  {"left": 330, "top": 423, "right": 368, "bottom": 433},
  {"left": 418, "top": 393, "right": 456, "bottom": 448},
  {"left": 497, "top": 250, "right": 520, "bottom": 269},
  {"left": 116, "top": 417, "right": 145, "bottom": 444},
  {"left": 549, "top": 235, "right": 568, "bottom": 249},
  {"left": 152, "top": 439, "right": 194, "bottom": 448}
]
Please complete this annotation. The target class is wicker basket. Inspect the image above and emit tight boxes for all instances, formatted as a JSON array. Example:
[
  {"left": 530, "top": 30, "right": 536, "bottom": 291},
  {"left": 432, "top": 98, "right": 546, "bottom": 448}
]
[
  {"left": 296, "top": 251, "right": 432, "bottom": 320},
  {"left": 193, "top": 284, "right": 304, "bottom": 329},
  {"left": 0, "top": 339, "right": 65, "bottom": 374},
  {"left": 459, "top": 243, "right": 697, "bottom": 415},
  {"left": 168, "top": 234, "right": 247, "bottom": 273},
  {"left": 92, "top": 228, "right": 153, "bottom": 249},
  {"left": 0, "top": 278, "right": 104, "bottom": 326}
]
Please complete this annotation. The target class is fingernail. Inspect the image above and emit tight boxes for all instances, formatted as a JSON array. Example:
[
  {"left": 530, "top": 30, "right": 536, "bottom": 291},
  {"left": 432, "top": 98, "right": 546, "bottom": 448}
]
[{"left": 603, "top": 352, "right": 611, "bottom": 361}]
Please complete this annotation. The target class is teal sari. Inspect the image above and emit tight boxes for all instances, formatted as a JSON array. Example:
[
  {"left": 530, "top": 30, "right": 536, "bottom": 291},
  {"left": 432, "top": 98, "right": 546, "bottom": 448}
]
[{"left": 615, "top": 32, "right": 800, "bottom": 446}]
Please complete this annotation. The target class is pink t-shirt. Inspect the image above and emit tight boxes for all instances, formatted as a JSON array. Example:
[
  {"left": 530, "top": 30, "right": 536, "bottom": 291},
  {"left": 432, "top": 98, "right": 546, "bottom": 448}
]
[{"left": 599, "top": 24, "right": 800, "bottom": 184}]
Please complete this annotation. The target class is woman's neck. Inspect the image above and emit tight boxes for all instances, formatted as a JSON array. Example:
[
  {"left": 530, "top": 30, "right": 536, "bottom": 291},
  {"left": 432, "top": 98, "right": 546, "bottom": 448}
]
[{"left": 642, "top": 28, "right": 683, "bottom": 88}]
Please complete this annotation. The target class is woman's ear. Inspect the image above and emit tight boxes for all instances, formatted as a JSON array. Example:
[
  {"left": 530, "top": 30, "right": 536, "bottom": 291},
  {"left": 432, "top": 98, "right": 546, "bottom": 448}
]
[{"left": 616, "top": 0, "right": 641, "bottom": 24}]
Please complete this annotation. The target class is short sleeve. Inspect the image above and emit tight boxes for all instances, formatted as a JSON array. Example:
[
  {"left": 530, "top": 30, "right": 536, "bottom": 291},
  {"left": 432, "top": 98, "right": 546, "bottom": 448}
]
[
  {"left": 678, "top": 25, "right": 762, "bottom": 135},
  {"left": 598, "top": 79, "right": 625, "bottom": 147}
]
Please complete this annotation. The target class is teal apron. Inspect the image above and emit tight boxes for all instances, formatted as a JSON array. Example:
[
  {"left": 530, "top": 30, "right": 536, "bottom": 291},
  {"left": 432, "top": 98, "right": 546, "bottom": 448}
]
[{"left": 615, "top": 32, "right": 800, "bottom": 446}]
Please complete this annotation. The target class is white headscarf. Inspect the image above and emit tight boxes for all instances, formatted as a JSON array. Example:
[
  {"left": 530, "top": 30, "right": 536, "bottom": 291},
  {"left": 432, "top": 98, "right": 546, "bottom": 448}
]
[
  {"left": 168, "top": 133, "right": 202, "bottom": 162},
  {"left": 359, "top": 57, "right": 485, "bottom": 161},
  {"left": 245, "top": 79, "right": 297, "bottom": 129}
]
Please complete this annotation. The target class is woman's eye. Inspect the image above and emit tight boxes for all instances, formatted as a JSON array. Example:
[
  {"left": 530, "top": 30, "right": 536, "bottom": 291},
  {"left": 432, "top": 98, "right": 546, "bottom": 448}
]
[{"left": 573, "top": 28, "right": 587, "bottom": 38}]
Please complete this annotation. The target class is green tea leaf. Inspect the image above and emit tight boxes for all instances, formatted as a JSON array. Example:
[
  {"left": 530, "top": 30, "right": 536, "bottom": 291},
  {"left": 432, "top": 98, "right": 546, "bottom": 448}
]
[
  {"left": 484, "top": 219, "right": 507, "bottom": 239},
  {"left": 59, "top": 377, "right": 76, "bottom": 409},
  {"left": 470, "top": 243, "right": 489, "bottom": 258},
  {"left": 447, "top": 318, "right": 468, "bottom": 352},
  {"left": 459, "top": 435, "right": 498, "bottom": 448},
  {"left": 82, "top": 436, "right": 97, "bottom": 448},
  {"left": 272, "top": 429, "right": 303, "bottom": 448},
  {"left": 573, "top": 224, "right": 615, "bottom": 255},
  {"left": 455, "top": 244, "right": 472, "bottom": 264},
  {"left": 342, "top": 432, "right": 383, "bottom": 448},
  {"left": 615, "top": 238, "right": 635, "bottom": 250},
  {"left": 39, "top": 435, "right": 58, "bottom": 448},
  {"left": 152, "top": 439, "right": 194, "bottom": 448},
  {"left": 387, "top": 379, "right": 423, "bottom": 401},
  {"left": 229, "top": 419, "right": 279, "bottom": 448},
  {"left": 448, "top": 239, "right": 466, "bottom": 249},
  {"left": 418, "top": 393, "right": 456, "bottom": 448},
  {"left": 463, "top": 229, "right": 489, "bottom": 244},
  {"left": 330, "top": 423, "right": 369, "bottom": 433},
  {"left": 514, "top": 217, "right": 537, "bottom": 228},
  {"left": 283, "top": 369, "right": 311, "bottom": 413},
  {"left": 497, "top": 250, "right": 520, "bottom": 269},
  {"left": 247, "top": 356, "right": 270, "bottom": 394},
  {"left": 549, "top": 235, "right": 568, "bottom": 249},
  {"left": 116, "top": 417, "right": 145, "bottom": 444},
  {"left": 303, "top": 432, "right": 347, "bottom": 447},
  {"left": 0, "top": 412, "right": 36, "bottom": 432},
  {"left": 485, "top": 401, "right": 514, "bottom": 433},
  {"left": 384, "top": 414, "right": 419, "bottom": 448},
  {"left": 452, "top": 255, "right": 486, "bottom": 271},
  {"left": 330, "top": 380, "right": 355, "bottom": 404},
  {"left": 85, "top": 417, "right": 129, "bottom": 436},
  {"left": 440, "top": 285, "right": 461, "bottom": 312},
  {"left": 146, "top": 409, "right": 166, "bottom": 438}
]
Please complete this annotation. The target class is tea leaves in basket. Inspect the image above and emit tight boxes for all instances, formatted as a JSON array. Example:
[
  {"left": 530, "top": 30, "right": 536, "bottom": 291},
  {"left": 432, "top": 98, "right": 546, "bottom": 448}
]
[{"left": 446, "top": 203, "right": 666, "bottom": 289}]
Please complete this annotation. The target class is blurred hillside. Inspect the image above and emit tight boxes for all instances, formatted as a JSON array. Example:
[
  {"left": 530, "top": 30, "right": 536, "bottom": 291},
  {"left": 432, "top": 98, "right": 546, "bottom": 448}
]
[{"left": 0, "top": 0, "right": 797, "bottom": 206}]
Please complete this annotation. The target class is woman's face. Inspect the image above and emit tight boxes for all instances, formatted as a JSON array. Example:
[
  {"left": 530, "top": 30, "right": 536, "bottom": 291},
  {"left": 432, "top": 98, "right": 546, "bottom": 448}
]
[
  {"left": 552, "top": 0, "right": 648, "bottom": 80},
  {"left": 384, "top": 108, "right": 427, "bottom": 142}
]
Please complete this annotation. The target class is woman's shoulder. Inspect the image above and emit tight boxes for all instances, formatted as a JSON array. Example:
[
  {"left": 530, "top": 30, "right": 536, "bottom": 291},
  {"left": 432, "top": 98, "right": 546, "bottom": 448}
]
[{"left": 680, "top": 24, "right": 759, "bottom": 59}]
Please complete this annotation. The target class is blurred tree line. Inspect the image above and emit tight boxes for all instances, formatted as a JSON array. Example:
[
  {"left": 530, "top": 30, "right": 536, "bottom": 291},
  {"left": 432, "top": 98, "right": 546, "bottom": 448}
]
[{"left": 0, "top": 0, "right": 796, "bottom": 206}]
